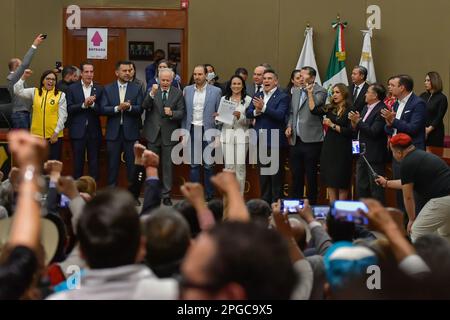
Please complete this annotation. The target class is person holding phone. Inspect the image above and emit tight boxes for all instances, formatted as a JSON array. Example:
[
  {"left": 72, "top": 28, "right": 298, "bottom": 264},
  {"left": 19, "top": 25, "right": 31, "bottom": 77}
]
[
  {"left": 142, "top": 67, "right": 185, "bottom": 205},
  {"left": 319, "top": 84, "right": 354, "bottom": 203},
  {"left": 14, "top": 69, "right": 67, "bottom": 160},
  {"left": 66, "top": 61, "right": 104, "bottom": 180},
  {"left": 286, "top": 66, "right": 327, "bottom": 204},
  {"left": 6, "top": 34, "right": 45, "bottom": 129},
  {"left": 349, "top": 83, "right": 389, "bottom": 203},
  {"left": 375, "top": 133, "right": 450, "bottom": 241}
]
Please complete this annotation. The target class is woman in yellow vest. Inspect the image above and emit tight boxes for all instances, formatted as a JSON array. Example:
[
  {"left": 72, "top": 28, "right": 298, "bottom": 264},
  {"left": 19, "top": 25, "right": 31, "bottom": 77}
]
[{"left": 14, "top": 69, "right": 67, "bottom": 160}]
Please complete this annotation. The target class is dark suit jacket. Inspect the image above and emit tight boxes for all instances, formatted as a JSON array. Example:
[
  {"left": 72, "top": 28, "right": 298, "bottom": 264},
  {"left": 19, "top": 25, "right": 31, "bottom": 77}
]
[
  {"left": 355, "top": 101, "right": 388, "bottom": 164},
  {"left": 349, "top": 82, "right": 369, "bottom": 113},
  {"left": 142, "top": 87, "right": 185, "bottom": 146},
  {"left": 66, "top": 81, "right": 104, "bottom": 140},
  {"left": 100, "top": 81, "right": 143, "bottom": 141},
  {"left": 384, "top": 93, "right": 426, "bottom": 149},
  {"left": 246, "top": 88, "right": 290, "bottom": 147},
  {"left": 141, "top": 178, "right": 162, "bottom": 215}
]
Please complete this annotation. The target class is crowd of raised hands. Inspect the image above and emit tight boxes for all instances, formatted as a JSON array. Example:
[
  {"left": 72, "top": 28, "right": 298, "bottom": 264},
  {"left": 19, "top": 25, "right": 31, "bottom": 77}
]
[{"left": 0, "top": 130, "right": 449, "bottom": 300}]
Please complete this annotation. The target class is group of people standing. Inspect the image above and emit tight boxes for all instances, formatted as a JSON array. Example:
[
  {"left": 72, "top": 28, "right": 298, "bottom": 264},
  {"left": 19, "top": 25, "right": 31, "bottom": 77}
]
[{"left": 6, "top": 35, "right": 449, "bottom": 212}]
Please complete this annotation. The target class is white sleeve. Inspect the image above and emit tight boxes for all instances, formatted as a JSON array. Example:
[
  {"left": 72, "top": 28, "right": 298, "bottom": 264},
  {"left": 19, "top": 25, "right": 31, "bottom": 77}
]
[
  {"left": 13, "top": 79, "right": 35, "bottom": 100},
  {"left": 398, "top": 254, "right": 431, "bottom": 277},
  {"left": 54, "top": 92, "right": 68, "bottom": 134},
  {"left": 290, "top": 259, "right": 314, "bottom": 300}
]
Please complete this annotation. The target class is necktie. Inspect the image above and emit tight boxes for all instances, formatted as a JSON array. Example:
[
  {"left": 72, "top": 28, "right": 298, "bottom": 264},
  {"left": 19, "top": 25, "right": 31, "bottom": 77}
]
[
  {"left": 296, "top": 90, "right": 306, "bottom": 137},
  {"left": 119, "top": 85, "right": 126, "bottom": 103},
  {"left": 162, "top": 90, "right": 168, "bottom": 105},
  {"left": 353, "top": 86, "right": 359, "bottom": 102},
  {"left": 256, "top": 85, "right": 262, "bottom": 94},
  {"left": 119, "top": 85, "right": 126, "bottom": 124}
]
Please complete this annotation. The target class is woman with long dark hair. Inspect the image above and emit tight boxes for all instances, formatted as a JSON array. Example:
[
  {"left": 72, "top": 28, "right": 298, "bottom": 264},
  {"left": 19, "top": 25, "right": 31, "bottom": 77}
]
[
  {"left": 14, "top": 69, "right": 67, "bottom": 160},
  {"left": 217, "top": 75, "right": 251, "bottom": 194},
  {"left": 285, "top": 69, "right": 302, "bottom": 97},
  {"left": 319, "top": 83, "right": 354, "bottom": 203},
  {"left": 420, "top": 71, "right": 448, "bottom": 147}
]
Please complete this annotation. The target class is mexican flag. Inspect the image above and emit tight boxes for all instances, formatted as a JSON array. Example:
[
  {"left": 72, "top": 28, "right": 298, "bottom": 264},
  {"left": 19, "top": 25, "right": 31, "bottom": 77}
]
[{"left": 323, "top": 20, "right": 349, "bottom": 96}]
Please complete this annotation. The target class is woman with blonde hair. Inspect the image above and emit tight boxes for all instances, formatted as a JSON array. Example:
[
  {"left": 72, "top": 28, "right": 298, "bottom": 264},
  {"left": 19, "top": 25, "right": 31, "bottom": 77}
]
[{"left": 319, "top": 83, "right": 354, "bottom": 203}]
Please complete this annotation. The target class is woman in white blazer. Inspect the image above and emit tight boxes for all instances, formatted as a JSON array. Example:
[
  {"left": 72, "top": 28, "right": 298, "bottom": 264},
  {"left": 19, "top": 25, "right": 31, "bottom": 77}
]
[{"left": 217, "top": 75, "right": 251, "bottom": 194}]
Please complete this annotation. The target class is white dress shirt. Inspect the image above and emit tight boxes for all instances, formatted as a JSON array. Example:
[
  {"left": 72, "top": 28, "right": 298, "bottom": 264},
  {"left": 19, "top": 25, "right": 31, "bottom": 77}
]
[
  {"left": 192, "top": 83, "right": 207, "bottom": 126},
  {"left": 254, "top": 87, "right": 277, "bottom": 116},
  {"left": 393, "top": 92, "right": 412, "bottom": 135},
  {"left": 81, "top": 80, "right": 94, "bottom": 109}
]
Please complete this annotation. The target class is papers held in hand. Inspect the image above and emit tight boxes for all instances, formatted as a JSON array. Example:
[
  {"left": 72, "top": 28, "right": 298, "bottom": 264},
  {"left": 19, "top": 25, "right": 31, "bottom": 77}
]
[{"left": 216, "top": 99, "right": 237, "bottom": 125}]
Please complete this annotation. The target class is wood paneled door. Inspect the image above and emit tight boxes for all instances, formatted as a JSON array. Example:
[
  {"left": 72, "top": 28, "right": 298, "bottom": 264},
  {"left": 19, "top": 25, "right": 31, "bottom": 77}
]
[{"left": 64, "top": 28, "right": 126, "bottom": 85}]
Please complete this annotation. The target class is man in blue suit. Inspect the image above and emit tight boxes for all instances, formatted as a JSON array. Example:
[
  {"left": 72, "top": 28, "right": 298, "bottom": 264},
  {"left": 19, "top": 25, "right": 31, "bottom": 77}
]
[
  {"left": 66, "top": 61, "right": 103, "bottom": 180},
  {"left": 101, "top": 61, "right": 143, "bottom": 186},
  {"left": 246, "top": 69, "right": 290, "bottom": 204},
  {"left": 381, "top": 74, "right": 426, "bottom": 150},
  {"left": 381, "top": 74, "right": 426, "bottom": 211},
  {"left": 182, "top": 65, "right": 222, "bottom": 200}
]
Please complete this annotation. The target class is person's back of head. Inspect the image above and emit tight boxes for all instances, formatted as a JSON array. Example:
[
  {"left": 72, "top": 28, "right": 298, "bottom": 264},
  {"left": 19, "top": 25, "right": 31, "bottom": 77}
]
[
  {"left": 414, "top": 234, "right": 450, "bottom": 299},
  {"left": 76, "top": 176, "right": 97, "bottom": 197},
  {"left": 77, "top": 189, "right": 141, "bottom": 269},
  {"left": 246, "top": 199, "right": 271, "bottom": 227},
  {"left": 206, "top": 222, "right": 297, "bottom": 299},
  {"left": 326, "top": 214, "right": 356, "bottom": 243},
  {"left": 62, "top": 66, "right": 77, "bottom": 82},
  {"left": 142, "top": 208, "right": 191, "bottom": 278},
  {"left": 207, "top": 199, "right": 223, "bottom": 223},
  {"left": 173, "top": 200, "right": 201, "bottom": 237}
]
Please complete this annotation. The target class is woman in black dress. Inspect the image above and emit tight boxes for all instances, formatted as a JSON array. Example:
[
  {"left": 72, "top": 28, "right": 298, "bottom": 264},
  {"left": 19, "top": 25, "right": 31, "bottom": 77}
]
[
  {"left": 420, "top": 71, "right": 448, "bottom": 147},
  {"left": 319, "top": 83, "right": 354, "bottom": 203}
]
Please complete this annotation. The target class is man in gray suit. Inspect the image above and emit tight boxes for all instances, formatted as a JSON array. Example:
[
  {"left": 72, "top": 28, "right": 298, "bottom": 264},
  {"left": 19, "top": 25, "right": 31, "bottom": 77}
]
[
  {"left": 6, "top": 34, "right": 45, "bottom": 129},
  {"left": 286, "top": 67, "right": 327, "bottom": 204},
  {"left": 142, "top": 68, "right": 185, "bottom": 206},
  {"left": 182, "top": 65, "right": 222, "bottom": 201}
]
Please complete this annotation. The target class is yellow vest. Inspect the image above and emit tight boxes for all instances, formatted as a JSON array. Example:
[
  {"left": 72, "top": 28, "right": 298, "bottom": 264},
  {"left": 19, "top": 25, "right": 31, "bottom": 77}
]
[{"left": 30, "top": 88, "right": 63, "bottom": 138}]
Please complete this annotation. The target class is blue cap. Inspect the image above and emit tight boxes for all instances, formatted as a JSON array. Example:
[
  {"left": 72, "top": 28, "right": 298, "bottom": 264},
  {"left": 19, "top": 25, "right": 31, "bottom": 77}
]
[{"left": 324, "top": 241, "right": 378, "bottom": 290}]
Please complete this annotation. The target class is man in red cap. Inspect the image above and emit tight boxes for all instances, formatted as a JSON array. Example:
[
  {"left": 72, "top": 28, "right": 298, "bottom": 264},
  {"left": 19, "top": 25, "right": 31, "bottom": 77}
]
[{"left": 375, "top": 133, "right": 450, "bottom": 242}]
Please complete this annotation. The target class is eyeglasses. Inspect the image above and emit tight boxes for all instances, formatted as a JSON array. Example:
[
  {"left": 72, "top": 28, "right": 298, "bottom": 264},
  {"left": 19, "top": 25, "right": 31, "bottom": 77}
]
[{"left": 45, "top": 77, "right": 56, "bottom": 81}]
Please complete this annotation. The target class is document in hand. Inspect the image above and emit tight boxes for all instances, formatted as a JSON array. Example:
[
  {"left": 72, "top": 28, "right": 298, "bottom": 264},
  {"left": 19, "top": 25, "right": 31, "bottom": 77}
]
[{"left": 216, "top": 99, "right": 237, "bottom": 125}]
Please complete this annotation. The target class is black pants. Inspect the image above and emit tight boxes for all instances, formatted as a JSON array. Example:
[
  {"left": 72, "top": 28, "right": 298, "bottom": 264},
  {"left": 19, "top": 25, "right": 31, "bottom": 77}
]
[
  {"left": 106, "top": 126, "right": 136, "bottom": 186},
  {"left": 289, "top": 139, "right": 322, "bottom": 204},
  {"left": 356, "top": 158, "right": 385, "bottom": 204},
  {"left": 259, "top": 146, "right": 286, "bottom": 205},
  {"left": 48, "top": 138, "right": 63, "bottom": 161},
  {"left": 71, "top": 134, "right": 100, "bottom": 180}
]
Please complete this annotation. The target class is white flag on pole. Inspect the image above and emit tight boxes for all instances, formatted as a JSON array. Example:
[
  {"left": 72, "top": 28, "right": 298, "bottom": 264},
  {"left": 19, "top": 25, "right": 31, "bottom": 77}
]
[
  {"left": 296, "top": 27, "right": 322, "bottom": 85},
  {"left": 359, "top": 29, "right": 376, "bottom": 84}
]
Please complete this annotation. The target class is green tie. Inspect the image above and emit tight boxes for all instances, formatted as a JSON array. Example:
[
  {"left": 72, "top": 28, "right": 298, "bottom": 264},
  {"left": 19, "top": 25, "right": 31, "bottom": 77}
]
[{"left": 162, "top": 90, "right": 168, "bottom": 105}]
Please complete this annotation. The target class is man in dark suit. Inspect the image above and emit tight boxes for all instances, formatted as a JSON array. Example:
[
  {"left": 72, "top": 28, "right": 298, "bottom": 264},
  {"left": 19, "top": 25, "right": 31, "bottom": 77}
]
[
  {"left": 349, "top": 66, "right": 369, "bottom": 113},
  {"left": 247, "top": 64, "right": 269, "bottom": 97},
  {"left": 246, "top": 69, "right": 290, "bottom": 204},
  {"left": 349, "top": 83, "right": 389, "bottom": 203},
  {"left": 101, "top": 61, "right": 143, "bottom": 186},
  {"left": 142, "top": 68, "right": 185, "bottom": 206},
  {"left": 66, "top": 61, "right": 103, "bottom": 180},
  {"left": 381, "top": 74, "right": 426, "bottom": 210},
  {"left": 286, "top": 67, "right": 327, "bottom": 205}
]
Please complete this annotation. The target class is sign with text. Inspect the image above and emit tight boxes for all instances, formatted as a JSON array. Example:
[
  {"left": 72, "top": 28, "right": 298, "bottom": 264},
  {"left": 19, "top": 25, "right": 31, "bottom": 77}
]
[{"left": 87, "top": 28, "right": 108, "bottom": 59}]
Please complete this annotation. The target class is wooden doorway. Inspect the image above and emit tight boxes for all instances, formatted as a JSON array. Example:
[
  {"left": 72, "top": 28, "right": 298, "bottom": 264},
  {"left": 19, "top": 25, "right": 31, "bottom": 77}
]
[
  {"left": 63, "top": 7, "right": 188, "bottom": 85},
  {"left": 61, "top": 7, "right": 188, "bottom": 188}
]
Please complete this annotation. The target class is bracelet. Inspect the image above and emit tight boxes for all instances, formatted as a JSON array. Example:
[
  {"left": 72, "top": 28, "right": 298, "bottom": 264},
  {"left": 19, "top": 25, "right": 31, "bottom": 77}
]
[{"left": 23, "top": 165, "right": 37, "bottom": 182}]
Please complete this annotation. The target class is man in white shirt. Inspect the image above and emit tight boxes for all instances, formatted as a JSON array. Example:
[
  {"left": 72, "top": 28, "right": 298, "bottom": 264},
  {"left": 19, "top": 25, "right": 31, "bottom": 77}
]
[
  {"left": 182, "top": 65, "right": 222, "bottom": 201},
  {"left": 66, "top": 61, "right": 104, "bottom": 180}
]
